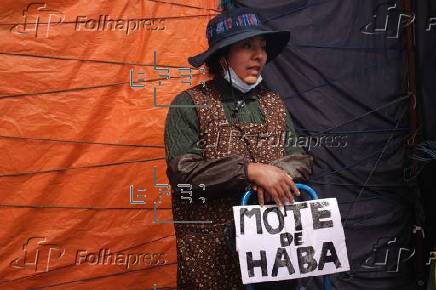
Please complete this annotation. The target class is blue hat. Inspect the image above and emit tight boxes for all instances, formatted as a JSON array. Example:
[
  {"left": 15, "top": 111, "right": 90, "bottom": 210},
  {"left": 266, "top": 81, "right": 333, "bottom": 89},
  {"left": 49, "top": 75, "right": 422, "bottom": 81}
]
[{"left": 188, "top": 7, "right": 290, "bottom": 68}]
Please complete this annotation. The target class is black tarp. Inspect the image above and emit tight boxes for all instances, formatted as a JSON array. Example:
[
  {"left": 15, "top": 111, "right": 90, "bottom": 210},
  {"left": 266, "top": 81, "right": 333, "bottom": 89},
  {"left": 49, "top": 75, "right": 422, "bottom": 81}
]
[
  {"left": 235, "top": 0, "right": 435, "bottom": 289},
  {"left": 415, "top": 0, "right": 436, "bottom": 288}
]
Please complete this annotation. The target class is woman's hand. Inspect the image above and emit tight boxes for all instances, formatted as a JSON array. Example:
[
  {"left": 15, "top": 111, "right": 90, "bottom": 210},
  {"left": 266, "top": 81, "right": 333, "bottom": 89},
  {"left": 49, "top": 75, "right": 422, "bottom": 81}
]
[
  {"left": 251, "top": 184, "right": 270, "bottom": 206},
  {"left": 247, "top": 162, "right": 300, "bottom": 207}
]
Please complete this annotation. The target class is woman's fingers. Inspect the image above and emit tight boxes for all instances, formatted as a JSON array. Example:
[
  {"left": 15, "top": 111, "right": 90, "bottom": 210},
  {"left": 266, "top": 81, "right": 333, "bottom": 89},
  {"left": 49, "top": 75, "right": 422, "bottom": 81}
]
[
  {"left": 277, "top": 185, "right": 288, "bottom": 205},
  {"left": 257, "top": 186, "right": 265, "bottom": 207},
  {"left": 273, "top": 195, "right": 282, "bottom": 207},
  {"left": 286, "top": 174, "right": 300, "bottom": 196},
  {"left": 281, "top": 182, "right": 294, "bottom": 203},
  {"left": 269, "top": 188, "right": 285, "bottom": 207},
  {"left": 252, "top": 184, "right": 264, "bottom": 206},
  {"left": 276, "top": 174, "right": 294, "bottom": 205}
]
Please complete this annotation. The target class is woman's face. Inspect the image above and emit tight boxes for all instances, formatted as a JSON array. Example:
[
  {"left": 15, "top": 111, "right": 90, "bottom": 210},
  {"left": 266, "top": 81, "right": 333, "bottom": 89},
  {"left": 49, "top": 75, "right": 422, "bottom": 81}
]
[{"left": 223, "top": 36, "right": 267, "bottom": 84}]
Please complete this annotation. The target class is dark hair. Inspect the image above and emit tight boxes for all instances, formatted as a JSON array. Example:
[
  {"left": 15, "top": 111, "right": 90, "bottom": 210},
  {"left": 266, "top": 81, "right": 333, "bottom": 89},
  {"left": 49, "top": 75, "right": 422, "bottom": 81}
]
[{"left": 204, "top": 46, "right": 230, "bottom": 76}]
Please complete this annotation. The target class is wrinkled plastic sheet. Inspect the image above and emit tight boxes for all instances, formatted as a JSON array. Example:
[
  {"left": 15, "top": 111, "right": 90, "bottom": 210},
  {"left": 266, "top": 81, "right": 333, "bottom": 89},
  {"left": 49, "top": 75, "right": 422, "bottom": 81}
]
[
  {"left": 242, "top": 0, "right": 419, "bottom": 289},
  {"left": 0, "top": 1, "right": 216, "bottom": 289}
]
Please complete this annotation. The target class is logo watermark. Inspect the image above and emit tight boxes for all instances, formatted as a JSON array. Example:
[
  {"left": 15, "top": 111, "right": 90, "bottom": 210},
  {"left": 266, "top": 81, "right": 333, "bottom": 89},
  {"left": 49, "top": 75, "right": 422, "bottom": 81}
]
[
  {"left": 75, "top": 15, "right": 165, "bottom": 35},
  {"left": 10, "top": 237, "right": 167, "bottom": 273},
  {"left": 11, "top": 3, "right": 166, "bottom": 38},
  {"left": 11, "top": 3, "right": 64, "bottom": 38},
  {"left": 9, "top": 237, "right": 65, "bottom": 272},
  {"left": 361, "top": 2, "right": 436, "bottom": 38},
  {"left": 196, "top": 130, "right": 349, "bottom": 152},
  {"left": 76, "top": 248, "right": 167, "bottom": 270}
]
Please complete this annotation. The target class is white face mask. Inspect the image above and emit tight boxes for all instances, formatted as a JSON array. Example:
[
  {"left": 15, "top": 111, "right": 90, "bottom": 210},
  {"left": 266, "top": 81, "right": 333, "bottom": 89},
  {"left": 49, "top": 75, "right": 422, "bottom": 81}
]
[{"left": 223, "top": 66, "right": 263, "bottom": 93}]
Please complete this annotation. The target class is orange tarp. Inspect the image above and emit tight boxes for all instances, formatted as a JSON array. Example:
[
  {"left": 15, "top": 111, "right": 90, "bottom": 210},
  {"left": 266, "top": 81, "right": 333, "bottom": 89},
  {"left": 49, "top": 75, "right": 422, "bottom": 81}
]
[{"left": 0, "top": 1, "right": 217, "bottom": 289}]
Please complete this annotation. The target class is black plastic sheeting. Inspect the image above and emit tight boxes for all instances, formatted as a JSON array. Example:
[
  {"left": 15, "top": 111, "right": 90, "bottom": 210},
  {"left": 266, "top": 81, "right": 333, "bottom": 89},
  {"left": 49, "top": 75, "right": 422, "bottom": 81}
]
[
  {"left": 416, "top": 0, "right": 436, "bottom": 141},
  {"left": 237, "top": 0, "right": 433, "bottom": 289},
  {"left": 415, "top": 0, "right": 436, "bottom": 287}
]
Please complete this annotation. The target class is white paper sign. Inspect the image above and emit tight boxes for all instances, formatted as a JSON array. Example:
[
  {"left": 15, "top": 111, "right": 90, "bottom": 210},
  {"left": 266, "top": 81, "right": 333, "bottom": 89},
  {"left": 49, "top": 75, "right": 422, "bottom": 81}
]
[{"left": 233, "top": 198, "right": 349, "bottom": 284}]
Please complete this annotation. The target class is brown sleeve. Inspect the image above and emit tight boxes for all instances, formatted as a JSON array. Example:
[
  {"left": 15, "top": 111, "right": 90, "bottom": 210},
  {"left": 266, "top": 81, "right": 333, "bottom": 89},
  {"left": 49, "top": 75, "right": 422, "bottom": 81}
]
[
  {"left": 270, "top": 153, "right": 314, "bottom": 183},
  {"left": 166, "top": 153, "right": 251, "bottom": 199}
]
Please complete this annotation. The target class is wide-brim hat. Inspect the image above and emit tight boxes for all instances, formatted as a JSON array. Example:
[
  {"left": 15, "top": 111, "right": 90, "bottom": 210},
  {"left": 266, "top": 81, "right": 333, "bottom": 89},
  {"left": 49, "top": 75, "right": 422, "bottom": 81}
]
[{"left": 188, "top": 7, "right": 290, "bottom": 68}]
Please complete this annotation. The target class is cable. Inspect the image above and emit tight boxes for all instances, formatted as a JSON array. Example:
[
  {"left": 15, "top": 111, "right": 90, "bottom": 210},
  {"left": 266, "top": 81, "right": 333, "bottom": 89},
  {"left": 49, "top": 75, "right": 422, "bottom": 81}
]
[
  {"left": 28, "top": 263, "right": 176, "bottom": 289},
  {"left": 282, "top": 47, "right": 403, "bottom": 102},
  {"left": 0, "top": 157, "right": 165, "bottom": 177},
  {"left": 0, "top": 81, "right": 127, "bottom": 100},
  {"left": 318, "top": 94, "right": 409, "bottom": 134},
  {"left": 0, "top": 51, "right": 193, "bottom": 68},
  {"left": 295, "top": 127, "right": 409, "bottom": 135},
  {"left": 343, "top": 105, "right": 408, "bottom": 229},
  {"left": 310, "top": 181, "right": 408, "bottom": 188},
  {"left": 0, "top": 73, "right": 201, "bottom": 100},
  {"left": 0, "top": 134, "right": 164, "bottom": 148},
  {"left": 310, "top": 134, "right": 407, "bottom": 180},
  {"left": 0, "top": 204, "right": 171, "bottom": 210},
  {"left": 289, "top": 43, "right": 406, "bottom": 51},
  {"left": 0, "top": 13, "right": 217, "bottom": 26},
  {"left": 146, "top": 0, "right": 221, "bottom": 12}
]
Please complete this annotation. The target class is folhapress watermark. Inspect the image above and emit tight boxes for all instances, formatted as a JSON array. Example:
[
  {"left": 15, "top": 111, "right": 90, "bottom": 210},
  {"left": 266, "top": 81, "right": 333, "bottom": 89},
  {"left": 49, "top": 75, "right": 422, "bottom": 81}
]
[
  {"left": 361, "top": 2, "right": 436, "bottom": 38},
  {"left": 9, "top": 237, "right": 65, "bottom": 273},
  {"left": 196, "top": 130, "right": 349, "bottom": 152},
  {"left": 11, "top": 3, "right": 166, "bottom": 38},
  {"left": 10, "top": 237, "right": 168, "bottom": 274},
  {"left": 75, "top": 15, "right": 165, "bottom": 35},
  {"left": 10, "top": 3, "right": 64, "bottom": 38},
  {"left": 76, "top": 248, "right": 167, "bottom": 270}
]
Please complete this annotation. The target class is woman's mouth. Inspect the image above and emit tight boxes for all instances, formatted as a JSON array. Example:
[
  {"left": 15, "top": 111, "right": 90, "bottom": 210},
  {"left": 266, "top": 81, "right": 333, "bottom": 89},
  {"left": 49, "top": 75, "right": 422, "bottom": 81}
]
[{"left": 246, "top": 65, "right": 261, "bottom": 74}]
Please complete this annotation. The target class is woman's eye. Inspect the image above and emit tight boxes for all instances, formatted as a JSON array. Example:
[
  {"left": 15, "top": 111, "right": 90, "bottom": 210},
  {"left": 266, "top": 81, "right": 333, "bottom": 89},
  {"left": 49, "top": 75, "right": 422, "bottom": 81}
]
[{"left": 243, "top": 42, "right": 251, "bottom": 48}]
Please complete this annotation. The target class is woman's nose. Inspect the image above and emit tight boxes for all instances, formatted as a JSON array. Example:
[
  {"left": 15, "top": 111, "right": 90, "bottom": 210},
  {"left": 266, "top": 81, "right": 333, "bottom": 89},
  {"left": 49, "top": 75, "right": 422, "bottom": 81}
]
[{"left": 253, "top": 46, "right": 266, "bottom": 61}]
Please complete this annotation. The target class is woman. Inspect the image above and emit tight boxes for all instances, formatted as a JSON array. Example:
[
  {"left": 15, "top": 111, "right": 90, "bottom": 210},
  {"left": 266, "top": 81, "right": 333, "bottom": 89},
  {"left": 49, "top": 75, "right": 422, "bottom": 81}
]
[{"left": 164, "top": 7, "right": 313, "bottom": 290}]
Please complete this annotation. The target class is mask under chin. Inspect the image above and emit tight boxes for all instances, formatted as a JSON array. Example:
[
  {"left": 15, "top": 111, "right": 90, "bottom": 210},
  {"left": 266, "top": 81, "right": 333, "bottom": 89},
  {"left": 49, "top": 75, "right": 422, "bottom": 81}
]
[{"left": 223, "top": 66, "right": 263, "bottom": 93}]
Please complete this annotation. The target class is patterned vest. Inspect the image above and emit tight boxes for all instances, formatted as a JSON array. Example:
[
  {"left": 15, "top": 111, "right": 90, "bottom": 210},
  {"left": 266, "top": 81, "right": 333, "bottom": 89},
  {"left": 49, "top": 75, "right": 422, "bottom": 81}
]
[{"left": 188, "top": 80, "right": 287, "bottom": 163}]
